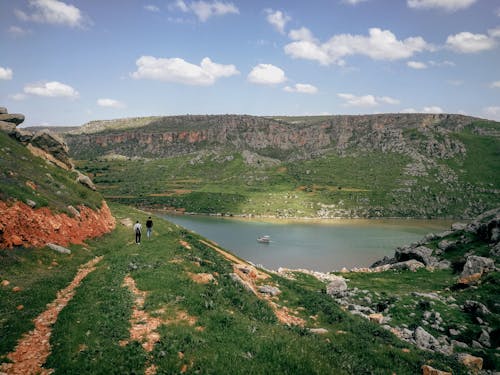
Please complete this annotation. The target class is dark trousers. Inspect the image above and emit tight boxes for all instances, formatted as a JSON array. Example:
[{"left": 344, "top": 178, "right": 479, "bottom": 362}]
[{"left": 135, "top": 232, "right": 141, "bottom": 243}]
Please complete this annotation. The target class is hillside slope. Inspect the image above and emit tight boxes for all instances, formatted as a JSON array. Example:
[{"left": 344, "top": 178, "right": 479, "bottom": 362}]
[
  {"left": 0, "top": 108, "right": 115, "bottom": 249},
  {"left": 63, "top": 114, "right": 499, "bottom": 219}
]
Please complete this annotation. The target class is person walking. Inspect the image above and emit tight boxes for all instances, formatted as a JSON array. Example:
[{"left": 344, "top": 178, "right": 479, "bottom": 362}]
[
  {"left": 133, "top": 220, "right": 142, "bottom": 244},
  {"left": 146, "top": 216, "right": 153, "bottom": 239}
]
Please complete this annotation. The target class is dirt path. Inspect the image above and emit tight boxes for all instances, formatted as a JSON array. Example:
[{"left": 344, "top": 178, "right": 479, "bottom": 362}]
[{"left": 0, "top": 256, "right": 103, "bottom": 375}]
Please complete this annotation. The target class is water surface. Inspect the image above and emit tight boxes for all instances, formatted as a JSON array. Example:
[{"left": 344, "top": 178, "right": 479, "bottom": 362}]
[{"left": 161, "top": 214, "right": 451, "bottom": 272}]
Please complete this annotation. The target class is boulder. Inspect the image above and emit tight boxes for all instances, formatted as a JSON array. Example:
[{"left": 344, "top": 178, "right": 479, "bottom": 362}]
[
  {"left": 47, "top": 243, "right": 71, "bottom": 254},
  {"left": 0, "top": 120, "right": 16, "bottom": 134},
  {"left": 76, "top": 171, "right": 97, "bottom": 191},
  {"left": 414, "top": 326, "right": 440, "bottom": 351},
  {"left": 258, "top": 285, "right": 281, "bottom": 296},
  {"left": 12, "top": 128, "right": 34, "bottom": 143},
  {"left": 437, "top": 239, "right": 456, "bottom": 252},
  {"left": 309, "top": 328, "right": 328, "bottom": 335},
  {"left": 326, "top": 276, "right": 348, "bottom": 297},
  {"left": 456, "top": 353, "right": 483, "bottom": 374},
  {"left": 478, "top": 329, "right": 490, "bottom": 347},
  {"left": 368, "top": 313, "right": 384, "bottom": 324},
  {"left": 395, "top": 246, "right": 435, "bottom": 266},
  {"left": 458, "top": 255, "right": 495, "bottom": 284},
  {"left": 421, "top": 365, "right": 451, "bottom": 375},
  {"left": 25, "top": 199, "right": 36, "bottom": 208},
  {"left": 0, "top": 113, "right": 25, "bottom": 125},
  {"left": 30, "top": 130, "right": 73, "bottom": 169},
  {"left": 451, "top": 222, "right": 467, "bottom": 231},
  {"left": 491, "top": 242, "right": 500, "bottom": 257},
  {"left": 462, "top": 300, "right": 491, "bottom": 316},
  {"left": 370, "top": 256, "right": 394, "bottom": 268},
  {"left": 389, "top": 259, "right": 425, "bottom": 271}
]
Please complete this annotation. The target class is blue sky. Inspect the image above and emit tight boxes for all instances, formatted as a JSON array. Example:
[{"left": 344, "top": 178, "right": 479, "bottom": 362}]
[{"left": 1, "top": 0, "right": 499, "bottom": 126}]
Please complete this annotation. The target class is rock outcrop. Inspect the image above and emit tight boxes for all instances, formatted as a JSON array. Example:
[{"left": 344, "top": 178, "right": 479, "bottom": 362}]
[{"left": 0, "top": 200, "right": 115, "bottom": 249}]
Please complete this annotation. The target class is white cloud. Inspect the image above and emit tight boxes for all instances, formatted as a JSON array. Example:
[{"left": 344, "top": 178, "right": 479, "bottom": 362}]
[
  {"left": 144, "top": 5, "right": 160, "bottom": 12},
  {"left": 490, "top": 81, "right": 500, "bottom": 88},
  {"left": 423, "top": 106, "right": 444, "bottom": 113},
  {"left": 265, "top": 9, "right": 291, "bottom": 34},
  {"left": 8, "top": 26, "right": 31, "bottom": 36},
  {"left": 401, "top": 108, "right": 418, "bottom": 113},
  {"left": 285, "top": 27, "right": 430, "bottom": 66},
  {"left": 0, "top": 66, "right": 13, "bottom": 80},
  {"left": 447, "top": 79, "right": 464, "bottom": 86},
  {"left": 337, "top": 93, "right": 399, "bottom": 107},
  {"left": 483, "top": 106, "right": 500, "bottom": 120},
  {"left": 9, "top": 93, "right": 27, "bottom": 101},
  {"left": 342, "top": 0, "right": 369, "bottom": 4},
  {"left": 446, "top": 32, "right": 496, "bottom": 53},
  {"left": 247, "top": 64, "right": 287, "bottom": 85},
  {"left": 428, "top": 60, "right": 455, "bottom": 67},
  {"left": 283, "top": 83, "right": 318, "bottom": 94},
  {"left": 407, "top": 61, "right": 427, "bottom": 69},
  {"left": 407, "top": 0, "right": 477, "bottom": 11},
  {"left": 15, "top": 0, "right": 87, "bottom": 28},
  {"left": 489, "top": 26, "right": 500, "bottom": 38},
  {"left": 24, "top": 81, "right": 79, "bottom": 98},
  {"left": 131, "top": 55, "right": 239, "bottom": 85},
  {"left": 97, "top": 98, "right": 125, "bottom": 108},
  {"left": 173, "top": 0, "right": 239, "bottom": 22}
]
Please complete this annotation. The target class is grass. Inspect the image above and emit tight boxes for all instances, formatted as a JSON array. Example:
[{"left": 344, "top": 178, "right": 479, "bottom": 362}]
[
  {"left": 0, "top": 131, "right": 102, "bottom": 213},
  {"left": 0, "top": 203, "right": 468, "bottom": 374}
]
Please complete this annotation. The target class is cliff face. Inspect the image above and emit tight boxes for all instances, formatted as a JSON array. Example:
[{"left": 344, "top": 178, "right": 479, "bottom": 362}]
[
  {"left": 64, "top": 113, "right": 477, "bottom": 160},
  {"left": 0, "top": 200, "right": 115, "bottom": 249}
]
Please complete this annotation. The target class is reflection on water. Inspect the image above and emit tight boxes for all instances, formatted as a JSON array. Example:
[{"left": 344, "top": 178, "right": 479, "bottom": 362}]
[{"left": 161, "top": 214, "right": 451, "bottom": 272}]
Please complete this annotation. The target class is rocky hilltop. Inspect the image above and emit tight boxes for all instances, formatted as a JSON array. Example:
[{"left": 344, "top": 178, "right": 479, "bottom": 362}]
[
  {"left": 64, "top": 113, "right": 478, "bottom": 161},
  {"left": 0, "top": 107, "right": 115, "bottom": 249}
]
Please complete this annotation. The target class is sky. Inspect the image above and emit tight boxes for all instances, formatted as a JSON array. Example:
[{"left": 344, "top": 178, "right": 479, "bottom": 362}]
[{"left": 0, "top": 0, "right": 499, "bottom": 127}]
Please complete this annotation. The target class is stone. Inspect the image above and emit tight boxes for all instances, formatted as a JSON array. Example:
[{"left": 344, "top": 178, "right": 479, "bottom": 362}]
[
  {"left": 459, "top": 255, "right": 495, "bottom": 283},
  {"left": 368, "top": 313, "right": 384, "bottom": 324},
  {"left": 462, "top": 300, "right": 491, "bottom": 315},
  {"left": 30, "top": 130, "right": 73, "bottom": 169},
  {"left": 229, "top": 273, "right": 253, "bottom": 293},
  {"left": 11, "top": 235, "right": 23, "bottom": 246},
  {"left": 16, "top": 305, "right": 24, "bottom": 310},
  {"left": 421, "top": 365, "right": 451, "bottom": 375},
  {"left": 390, "top": 259, "right": 425, "bottom": 271},
  {"left": 450, "top": 340, "right": 468, "bottom": 349},
  {"left": 26, "top": 199, "right": 36, "bottom": 208},
  {"left": 309, "top": 328, "right": 328, "bottom": 334},
  {"left": 414, "top": 326, "right": 440, "bottom": 351},
  {"left": 451, "top": 222, "right": 467, "bottom": 231},
  {"left": 13, "top": 128, "right": 34, "bottom": 143},
  {"left": 395, "top": 245, "right": 435, "bottom": 266},
  {"left": 76, "top": 171, "right": 97, "bottom": 191},
  {"left": 437, "top": 239, "right": 456, "bottom": 252},
  {"left": 449, "top": 328, "right": 460, "bottom": 336},
  {"left": 471, "top": 340, "right": 483, "bottom": 348},
  {"left": 0, "top": 113, "right": 25, "bottom": 125},
  {"left": 1, "top": 280, "right": 10, "bottom": 287},
  {"left": 0, "top": 120, "right": 16, "bottom": 134},
  {"left": 456, "top": 353, "right": 483, "bottom": 374},
  {"left": 67, "top": 205, "right": 80, "bottom": 217},
  {"left": 12, "top": 286, "right": 21, "bottom": 292},
  {"left": 258, "top": 285, "right": 281, "bottom": 296},
  {"left": 478, "top": 329, "right": 490, "bottom": 347},
  {"left": 326, "top": 276, "right": 348, "bottom": 297},
  {"left": 491, "top": 242, "right": 500, "bottom": 257},
  {"left": 47, "top": 243, "right": 71, "bottom": 254}
]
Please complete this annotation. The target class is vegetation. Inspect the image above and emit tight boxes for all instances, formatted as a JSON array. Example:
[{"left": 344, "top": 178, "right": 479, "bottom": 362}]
[
  {"left": 0, "top": 131, "right": 102, "bottom": 213},
  {"left": 0, "top": 204, "right": 468, "bottom": 374}
]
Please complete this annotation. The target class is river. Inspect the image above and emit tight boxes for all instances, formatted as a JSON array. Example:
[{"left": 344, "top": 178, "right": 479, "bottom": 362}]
[{"left": 161, "top": 214, "right": 452, "bottom": 272}]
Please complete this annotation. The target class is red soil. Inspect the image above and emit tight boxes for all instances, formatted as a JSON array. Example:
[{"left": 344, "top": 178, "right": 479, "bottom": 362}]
[{"left": 0, "top": 200, "right": 115, "bottom": 249}]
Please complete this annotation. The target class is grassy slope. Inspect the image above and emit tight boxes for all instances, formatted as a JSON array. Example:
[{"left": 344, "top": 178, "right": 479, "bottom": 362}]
[
  {"left": 0, "top": 131, "right": 102, "bottom": 213},
  {"left": 0, "top": 204, "right": 466, "bottom": 374}
]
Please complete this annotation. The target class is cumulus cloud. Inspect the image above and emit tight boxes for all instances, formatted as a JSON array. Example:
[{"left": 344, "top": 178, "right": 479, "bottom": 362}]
[
  {"left": 8, "top": 26, "right": 31, "bottom": 36},
  {"left": 9, "top": 93, "right": 28, "bottom": 101},
  {"left": 423, "top": 106, "right": 444, "bottom": 113},
  {"left": 283, "top": 83, "right": 318, "bottom": 94},
  {"left": 265, "top": 9, "right": 291, "bottom": 34},
  {"left": 144, "top": 5, "right": 160, "bottom": 12},
  {"left": 490, "top": 81, "right": 500, "bottom": 88},
  {"left": 24, "top": 81, "right": 79, "bottom": 98},
  {"left": 247, "top": 64, "right": 287, "bottom": 85},
  {"left": 173, "top": 0, "right": 239, "bottom": 22},
  {"left": 489, "top": 26, "right": 500, "bottom": 38},
  {"left": 407, "top": 61, "right": 427, "bottom": 69},
  {"left": 0, "top": 66, "right": 13, "bottom": 80},
  {"left": 483, "top": 106, "right": 500, "bottom": 120},
  {"left": 131, "top": 55, "right": 239, "bottom": 85},
  {"left": 285, "top": 27, "right": 430, "bottom": 66},
  {"left": 428, "top": 60, "right": 455, "bottom": 67},
  {"left": 446, "top": 32, "right": 496, "bottom": 53},
  {"left": 407, "top": 0, "right": 477, "bottom": 11},
  {"left": 15, "top": 0, "right": 88, "bottom": 28},
  {"left": 97, "top": 98, "right": 125, "bottom": 108},
  {"left": 337, "top": 93, "right": 399, "bottom": 107}
]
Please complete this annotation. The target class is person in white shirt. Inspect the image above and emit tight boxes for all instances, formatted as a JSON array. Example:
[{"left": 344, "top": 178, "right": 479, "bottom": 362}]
[{"left": 133, "top": 221, "right": 142, "bottom": 244}]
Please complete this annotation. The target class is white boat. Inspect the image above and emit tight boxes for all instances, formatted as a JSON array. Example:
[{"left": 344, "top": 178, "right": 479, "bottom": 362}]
[{"left": 257, "top": 235, "right": 271, "bottom": 243}]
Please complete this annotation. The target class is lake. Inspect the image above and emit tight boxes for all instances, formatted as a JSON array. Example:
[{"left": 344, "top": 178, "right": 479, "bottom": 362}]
[{"left": 161, "top": 214, "right": 452, "bottom": 272}]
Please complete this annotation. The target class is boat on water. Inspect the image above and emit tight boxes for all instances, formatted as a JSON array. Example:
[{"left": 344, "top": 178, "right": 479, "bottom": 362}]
[{"left": 257, "top": 235, "right": 271, "bottom": 244}]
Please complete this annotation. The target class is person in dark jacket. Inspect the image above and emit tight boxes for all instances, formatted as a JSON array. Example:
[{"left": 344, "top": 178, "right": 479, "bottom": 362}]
[{"left": 146, "top": 217, "right": 153, "bottom": 239}]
